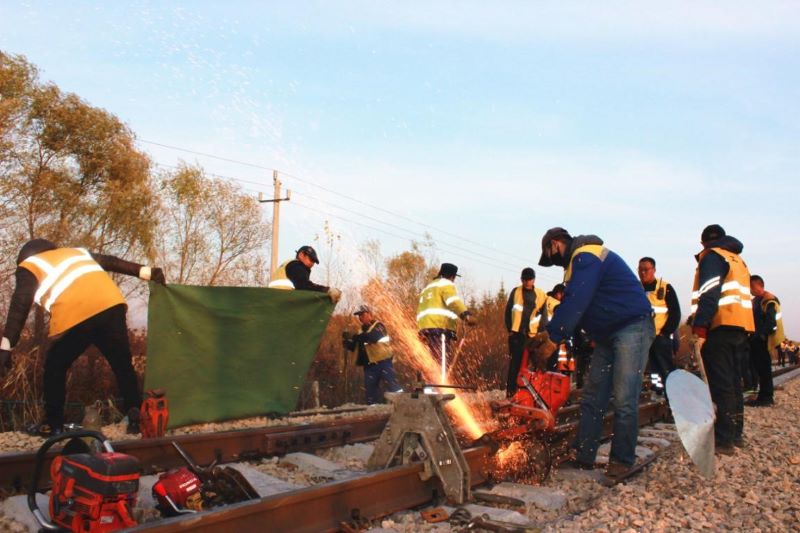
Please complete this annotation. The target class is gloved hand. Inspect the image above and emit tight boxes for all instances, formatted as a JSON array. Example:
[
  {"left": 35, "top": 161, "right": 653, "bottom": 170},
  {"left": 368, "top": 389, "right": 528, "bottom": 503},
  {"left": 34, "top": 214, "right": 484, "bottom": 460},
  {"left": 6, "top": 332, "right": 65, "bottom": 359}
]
[
  {"left": 530, "top": 332, "right": 557, "bottom": 367},
  {"left": 0, "top": 349, "right": 12, "bottom": 379},
  {"left": 151, "top": 267, "right": 166, "bottom": 286},
  {"left": 464, "top": 314, "right": 478, "bottom": 327},
  {"left": 328, "top": 287, "right": 342, "bottom": 304}
]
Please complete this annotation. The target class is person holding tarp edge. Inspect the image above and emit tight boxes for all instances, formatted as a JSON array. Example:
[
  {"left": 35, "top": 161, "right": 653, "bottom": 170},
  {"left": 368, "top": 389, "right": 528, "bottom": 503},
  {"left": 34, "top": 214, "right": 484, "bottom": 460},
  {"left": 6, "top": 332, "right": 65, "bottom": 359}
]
[
  {"left": 269, "top": 244, "right": 342, "bottom": 304},
  {"left": 0, "top": 239, "right": 165, "bottom": 436}
]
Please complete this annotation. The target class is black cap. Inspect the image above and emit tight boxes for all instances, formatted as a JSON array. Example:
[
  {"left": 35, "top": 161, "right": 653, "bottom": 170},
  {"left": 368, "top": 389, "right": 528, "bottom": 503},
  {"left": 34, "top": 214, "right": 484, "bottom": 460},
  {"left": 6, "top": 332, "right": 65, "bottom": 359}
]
[
  {"left": 701, "top": 224, "right": 725, "bottom": 245},
  {"left": 354, "top": 305, "right": 371, "bottom": 316},
  {"left": 296, "top": 245, "right": 319, "bottom": 264},
  {"left": 437, "top": 263, "right": 460, "bottom": 278},
  {"left": 521, "top": 267, "right": 535, "bottom": 280},
  {"left": 17, "top": 238, "right": 56, "bottom": 265},
  {"left": 538, "top": 227, "right": 571, "bottom": 267}
]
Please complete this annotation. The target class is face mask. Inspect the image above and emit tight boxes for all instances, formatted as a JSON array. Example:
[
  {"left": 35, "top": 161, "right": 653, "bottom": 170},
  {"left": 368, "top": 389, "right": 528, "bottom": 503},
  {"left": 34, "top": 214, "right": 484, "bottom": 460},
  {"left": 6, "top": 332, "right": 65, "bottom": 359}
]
[{"left": 550, "top": 249, "right": 569, "bottom": 268}]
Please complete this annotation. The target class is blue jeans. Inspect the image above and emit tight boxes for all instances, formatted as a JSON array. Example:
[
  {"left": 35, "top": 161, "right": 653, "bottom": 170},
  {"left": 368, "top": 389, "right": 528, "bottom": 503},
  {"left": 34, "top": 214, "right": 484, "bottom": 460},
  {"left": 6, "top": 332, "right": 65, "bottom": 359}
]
[
  {"left": 574, "top": 316, "right": 654, "bottom": 466},
  {"left": 364, "top": 358, "right": 402, "bottom": 404}
]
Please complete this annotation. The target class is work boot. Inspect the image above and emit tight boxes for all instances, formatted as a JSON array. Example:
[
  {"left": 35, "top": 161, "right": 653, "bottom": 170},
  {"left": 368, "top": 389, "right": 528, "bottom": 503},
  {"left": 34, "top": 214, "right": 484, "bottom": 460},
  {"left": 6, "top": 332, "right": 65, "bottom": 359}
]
[
  {"left": 733, "top": 437, "right": 746, "bottom": 449},
  {"left": 27, "top": 421, "right": 63, "bottom": 438},
  {"left": 604, "top": 461, "right": 632, "bottom": 481},
  {"left": 126, "top": 407, "right": 141, "bottom": 435},
  {"left": 561, "top": 459, "right": 594, "bottom": 470},
  {"left": 745, "top": 397, "right": 774, "bottom": 407},
  {"left": 715, "top": 442, "right": 736, "bottom": 456}
]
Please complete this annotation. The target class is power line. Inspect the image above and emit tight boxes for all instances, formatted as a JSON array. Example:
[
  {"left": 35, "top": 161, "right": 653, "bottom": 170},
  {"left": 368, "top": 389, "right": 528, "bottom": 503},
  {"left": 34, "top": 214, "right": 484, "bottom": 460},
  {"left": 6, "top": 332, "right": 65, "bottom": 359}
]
[
  {"left": 290, "top": 200, "right": 523, "bottom": 275},
  {"left": 140, "top": 139, "right": 534, "bottom": 263},
  {"left": 151, "top": 161, "right": 560, "bottom": 283}
]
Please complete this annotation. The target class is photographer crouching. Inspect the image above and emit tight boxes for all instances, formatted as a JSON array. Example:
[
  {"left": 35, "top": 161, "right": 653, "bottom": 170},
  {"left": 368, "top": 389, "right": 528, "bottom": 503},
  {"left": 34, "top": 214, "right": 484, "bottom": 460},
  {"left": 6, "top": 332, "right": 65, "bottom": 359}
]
[{"left": 342, "top": 305, "right": 403, "bottom": 405}]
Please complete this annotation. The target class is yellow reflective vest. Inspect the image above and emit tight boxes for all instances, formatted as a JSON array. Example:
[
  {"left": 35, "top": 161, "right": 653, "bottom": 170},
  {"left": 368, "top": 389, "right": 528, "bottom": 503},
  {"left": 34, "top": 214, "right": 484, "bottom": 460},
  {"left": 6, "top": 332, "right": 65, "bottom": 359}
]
[
  {"left": 416, "top": 278, "right": 468, "bottom": 332},
  {"left": 510, "top": 286, "right": 547, "bottom": 337},
  {"left": 545, "top": 296, "right": 561, "bottom": 321},
  {"left": 268, "top": 260, "right": 295, "bottom": 290},
  {"left": 762, "top": 297, "right": 786, "bottom": 353},
  {"left": 564, "top": 245, "right": 609, "bottom": 284},
  {"left": 19, "top": 248, "right": 126, "bottom": 337},
  {"left": 363, "top": 321, "right": 393, "bottom": 364},
  {"left": 645, "top": 279, "right": 670, "bottom": 334},
  {"left": 691, "top": 247, "right": 755, "bottom": 332}
]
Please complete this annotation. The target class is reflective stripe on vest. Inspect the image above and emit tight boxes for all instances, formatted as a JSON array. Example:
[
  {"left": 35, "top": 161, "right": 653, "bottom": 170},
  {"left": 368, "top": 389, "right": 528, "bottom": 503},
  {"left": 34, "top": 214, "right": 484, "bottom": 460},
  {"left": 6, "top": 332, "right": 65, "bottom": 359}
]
[
  {"left": 646, "top": 278, "right": 670, "bottom": 333},
  {"left": 268, "top": 260, "right": 295, "bottom": 290},
  {"left": 364, "top": 321, "right": 393, "bottom": 363},
  {"left": 510, "top": 286, "right": 547, "bottom": 337},
  {"left": 762, "top": 298, "right": 786, "bottom": 352},
  {"left": 416, "top": 278, "right": 466, "bottom": 332},
  {"left": 564, "top": 245, "right": 609, "bottom": 284},
  {"left": 19, "top": 248, "right": 126, "bottom": 337},
  {"left": 691, "top": 247, "right": 755, "bottom": 332}
]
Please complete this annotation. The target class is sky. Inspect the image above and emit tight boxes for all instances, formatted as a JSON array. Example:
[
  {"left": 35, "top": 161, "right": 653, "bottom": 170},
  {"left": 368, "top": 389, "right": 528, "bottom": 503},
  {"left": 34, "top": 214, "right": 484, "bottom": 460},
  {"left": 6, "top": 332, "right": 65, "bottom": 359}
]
[{"left": 1, "top": 1, "right": 798, "bottom": 336}]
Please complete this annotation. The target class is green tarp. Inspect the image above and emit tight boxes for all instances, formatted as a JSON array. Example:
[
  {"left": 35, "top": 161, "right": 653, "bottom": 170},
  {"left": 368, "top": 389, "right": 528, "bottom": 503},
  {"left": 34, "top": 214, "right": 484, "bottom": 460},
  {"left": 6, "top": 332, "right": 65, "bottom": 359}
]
[{"left": 144, "top": 284, "right": 334, "bottom": 428}]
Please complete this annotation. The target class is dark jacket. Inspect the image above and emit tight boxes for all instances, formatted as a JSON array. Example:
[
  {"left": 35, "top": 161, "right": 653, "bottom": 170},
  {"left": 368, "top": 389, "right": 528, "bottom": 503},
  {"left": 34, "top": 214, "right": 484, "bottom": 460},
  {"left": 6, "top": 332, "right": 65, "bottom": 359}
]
[
  {"left": 504, "top": 286, "right": 547, "bottom": 335},
  {"left": 285, "top": 260, "right": 329, "bottom": 292},
  {"left": 692, "top": 236, "right": 744, "bottom": 331},
  {"left": 345, "top": 321, "right": 390, "bottom": 366},
  {"left": 546, "top": 235, "right": 651, "bottom": 343}
]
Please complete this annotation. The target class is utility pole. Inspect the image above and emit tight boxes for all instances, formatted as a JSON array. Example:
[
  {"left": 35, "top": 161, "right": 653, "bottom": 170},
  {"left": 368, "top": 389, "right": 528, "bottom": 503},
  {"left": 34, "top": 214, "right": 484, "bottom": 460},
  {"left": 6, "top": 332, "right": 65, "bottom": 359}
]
[{"left": 258, "top": 170, "right": 290, "bottom": 279}]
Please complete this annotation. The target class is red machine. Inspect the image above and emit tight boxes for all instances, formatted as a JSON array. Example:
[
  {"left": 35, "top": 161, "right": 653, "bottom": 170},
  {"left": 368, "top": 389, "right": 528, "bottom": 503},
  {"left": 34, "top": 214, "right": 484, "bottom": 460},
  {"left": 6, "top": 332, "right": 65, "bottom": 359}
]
[
  {"left": 492, "top": 347, "right": 571, "bottom": 432},
  {"left": 479, "top": 347, "right": 571, "bottom": 483},
  {"left": 140, "top": 389, "right": 169, "bottom": 439},
  {"left": 152, "top": 467, "right": 203, "bottom": 516},
  {"left": 29, "top": 430, "right": 140, "bottom": 533}
]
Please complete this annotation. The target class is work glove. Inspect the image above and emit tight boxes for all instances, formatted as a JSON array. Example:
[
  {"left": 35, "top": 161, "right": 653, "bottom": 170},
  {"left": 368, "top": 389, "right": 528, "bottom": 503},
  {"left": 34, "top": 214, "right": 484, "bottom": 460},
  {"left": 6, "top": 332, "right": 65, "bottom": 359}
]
[
  {"left": 530, "top": 332, "right": 557, "bottom": 367},
  {"left": 151, "top": 267, "right": 166, "bottom": 286},
  {"left": 460, "top": 311, "right": 477, "bottom": 326},
  {"left": 328, "top": 287, "right": 342, "bottom": 305},
  {"left": 0, "top": 349, "right": 11, "bottom": 380}
]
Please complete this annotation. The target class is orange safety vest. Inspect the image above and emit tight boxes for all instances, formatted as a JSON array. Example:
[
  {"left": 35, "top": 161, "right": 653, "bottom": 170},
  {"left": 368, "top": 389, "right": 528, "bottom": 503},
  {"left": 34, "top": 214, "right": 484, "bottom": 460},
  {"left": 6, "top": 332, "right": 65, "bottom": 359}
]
[
  {"left": 509, "top": 286, "right": 547, "bottom": 337},
  {"left": 556, "top": 343, "right": 575, "bottom": 372},
  {"left": 691, "top": 247, "right": 755, "bottom": 332},
  {"left": 19, "top": 248, "right": 126, "bottom": 337}
]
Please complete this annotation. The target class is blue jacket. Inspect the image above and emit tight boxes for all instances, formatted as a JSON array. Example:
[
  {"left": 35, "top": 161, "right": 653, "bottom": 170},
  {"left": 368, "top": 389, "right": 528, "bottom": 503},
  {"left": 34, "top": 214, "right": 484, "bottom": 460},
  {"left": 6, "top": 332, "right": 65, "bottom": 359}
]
[{"left": 546, "top": 235, "right": 651, "bottom": 342}]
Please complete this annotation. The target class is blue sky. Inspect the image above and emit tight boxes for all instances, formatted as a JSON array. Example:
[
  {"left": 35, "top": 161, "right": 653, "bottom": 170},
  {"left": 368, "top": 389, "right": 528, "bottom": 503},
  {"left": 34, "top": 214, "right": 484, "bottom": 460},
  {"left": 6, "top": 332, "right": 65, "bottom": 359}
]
[{"left": 2, "top": 2, "right": 798, "bottom": 335}]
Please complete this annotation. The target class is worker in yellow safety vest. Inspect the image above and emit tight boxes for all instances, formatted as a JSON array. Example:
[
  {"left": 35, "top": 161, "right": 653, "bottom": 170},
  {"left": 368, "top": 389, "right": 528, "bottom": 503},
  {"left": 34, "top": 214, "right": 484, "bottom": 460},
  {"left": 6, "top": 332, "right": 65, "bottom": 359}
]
[
  {"left": 690, "top": 224, "right": 755, "bottom": 453},
  {"left": 544, "top": 284, "right": 565, "bottom": 321},
  {"left": 269, "top": 245, "right": 341, "bottom": 304},
  {"left": 504, "top": 267, "right": 548, "bottom": 396},
  {"left": 417, "top": 263, "right": 476, "bottom": 368},
  {"left": 342, "top": 305, "right": 402, "bottom": 404},
  {"left": 746, "top": 274, "right": 785, "bottom": 406},
  {"left": 0, "top": 239, "right": 166, "bottom": 436},
  {"left": 638, "top": 257, "right": 681, "bottom": 396}
]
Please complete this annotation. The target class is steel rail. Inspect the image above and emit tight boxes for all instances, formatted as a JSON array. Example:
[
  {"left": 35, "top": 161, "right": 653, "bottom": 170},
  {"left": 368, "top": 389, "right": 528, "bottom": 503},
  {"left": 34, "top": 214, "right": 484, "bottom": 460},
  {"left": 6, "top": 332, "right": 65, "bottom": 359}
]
[
  {"left": 131, "top": 398, "right": 669, "bottom": 533},
  {"left": 0, "top": 413, "right": 391, "bottom": 491}
]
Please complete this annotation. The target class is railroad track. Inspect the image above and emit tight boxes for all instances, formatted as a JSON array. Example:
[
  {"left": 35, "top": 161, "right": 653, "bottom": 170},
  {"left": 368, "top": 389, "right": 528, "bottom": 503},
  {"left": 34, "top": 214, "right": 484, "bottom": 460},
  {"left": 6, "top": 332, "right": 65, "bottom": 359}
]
[
  {"left": 133, "top": 398, "right": 670, "bottom": 533},
  {"left": 0, "top": 413, "right": 391, "bottom": 491}
]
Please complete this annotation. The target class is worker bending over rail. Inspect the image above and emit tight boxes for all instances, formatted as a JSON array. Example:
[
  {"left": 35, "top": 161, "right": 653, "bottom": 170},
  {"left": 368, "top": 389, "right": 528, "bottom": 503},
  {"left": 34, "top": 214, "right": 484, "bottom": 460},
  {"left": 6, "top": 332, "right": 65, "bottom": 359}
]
[
  {"left": 538, "top": 227, "right": 653, "bottom": 478},
  {"left": 0, "top": 239, "right": 165, "bottom": 436}
]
